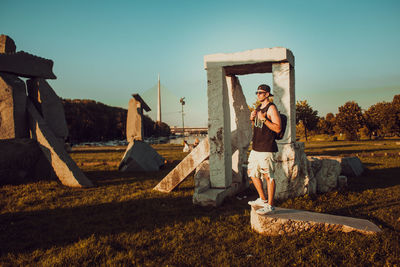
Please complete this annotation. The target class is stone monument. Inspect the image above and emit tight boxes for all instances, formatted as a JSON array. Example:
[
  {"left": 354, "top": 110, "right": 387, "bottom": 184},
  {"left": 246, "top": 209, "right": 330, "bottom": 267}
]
[
  {"left": 119, "top": 94, "right": 165, "bottom": 172},
  {"left": 0, "top": 34, "right": 92, "bottom": 187}
]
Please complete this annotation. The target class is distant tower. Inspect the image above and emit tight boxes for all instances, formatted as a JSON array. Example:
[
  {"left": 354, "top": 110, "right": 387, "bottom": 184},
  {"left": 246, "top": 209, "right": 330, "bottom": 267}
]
[{"left": 157, "top": 74, "right": 161, "bottom": 123}]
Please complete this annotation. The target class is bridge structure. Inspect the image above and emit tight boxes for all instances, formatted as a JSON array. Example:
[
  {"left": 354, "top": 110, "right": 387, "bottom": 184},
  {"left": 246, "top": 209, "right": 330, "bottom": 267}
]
[{"left": 170, "top": 127, "right": 208, "bottom": 135}]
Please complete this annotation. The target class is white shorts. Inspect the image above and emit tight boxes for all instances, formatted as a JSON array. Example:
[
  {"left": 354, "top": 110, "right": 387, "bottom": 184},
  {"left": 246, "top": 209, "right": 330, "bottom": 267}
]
[{"left": 247, "top": 150, "right": 275, "bottom": 180}]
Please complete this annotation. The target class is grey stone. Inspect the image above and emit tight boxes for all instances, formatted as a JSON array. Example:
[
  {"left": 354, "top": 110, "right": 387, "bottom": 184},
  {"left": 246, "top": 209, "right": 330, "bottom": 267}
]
[
  {"left": 0, "top": 35, "right": 16, "bottom": 54},
  {"left": 340, "top": 157, "right": 364, "bottom": 176},
  {"left": 251, "top": 207, "right": 381, "bottom": 235},
  {"left": 26, "top": 78, "right": 68, "bottom": 142},
  {"left": 154, "top": 138, "right": 209, "bottom": 192},
  {"left": 27, "top": 99, "right": 93, "bottom": 187},
  {"left": 308, "top": 156, "right": 341, "bottom": 193},
  {"left": 0, "top": 72, "right": 28, "bottom": 139},
  {"left": 0, "top": 138, "right": 41, "bottom": 184},
  {"left": 338, "top": 175, "right": 347, "bottom": 188},
  {"left": 194, "top": 160, "right": 211, "bottom": 194},
  {"left": 227, "top": 75, "right": 252, "bottom": 184},
  {"left": 193, "top": 188, "right": 228, "bottom": 207},
  {"left": 126, "top": 98, "right": 143, "bottom": 142},
  {"left": 0, "top": 51, "right": 56, "bottom": 79},
  {"left": 119, "top": 140, "right": 165, "bottom": 172}
]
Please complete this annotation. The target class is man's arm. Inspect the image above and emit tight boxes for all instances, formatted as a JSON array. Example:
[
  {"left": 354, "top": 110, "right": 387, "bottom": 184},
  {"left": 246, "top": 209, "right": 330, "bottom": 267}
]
[{"left": 259, "top": 104, "right": 281, "bottom": 133}]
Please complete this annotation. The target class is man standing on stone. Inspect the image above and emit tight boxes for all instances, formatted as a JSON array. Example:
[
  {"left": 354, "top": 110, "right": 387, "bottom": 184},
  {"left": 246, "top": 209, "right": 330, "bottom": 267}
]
[{"left": 247, "top": 84, "right": 281, "bottom": 215}]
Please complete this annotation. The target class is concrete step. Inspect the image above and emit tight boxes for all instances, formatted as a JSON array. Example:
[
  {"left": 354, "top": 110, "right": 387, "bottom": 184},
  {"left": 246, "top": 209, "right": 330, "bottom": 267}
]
[{"left": 251, "top": 206, "right": 381, "bottom": 236}]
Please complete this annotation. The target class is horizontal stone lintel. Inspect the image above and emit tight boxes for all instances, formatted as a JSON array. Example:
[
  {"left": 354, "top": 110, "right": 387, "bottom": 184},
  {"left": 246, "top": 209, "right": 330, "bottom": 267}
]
[
  {"left": 204, "top": 47, "right": 294, "bottom": 71},
  {"left": 0, "top": 51, "right": 56, "bottom": 79}
]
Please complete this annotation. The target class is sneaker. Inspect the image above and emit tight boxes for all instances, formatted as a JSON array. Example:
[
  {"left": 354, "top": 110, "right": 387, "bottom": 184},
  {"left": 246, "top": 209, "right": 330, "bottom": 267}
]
[
  {"left": 248, "top": 198, "right": 268, "bottom": 207},
  {"left": 256, "top": 204, "right": 275, "bottom": 215}
]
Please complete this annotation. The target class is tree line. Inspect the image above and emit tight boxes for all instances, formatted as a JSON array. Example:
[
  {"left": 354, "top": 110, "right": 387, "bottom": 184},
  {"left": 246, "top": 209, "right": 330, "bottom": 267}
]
[
  {"left": 62, "top": 99, "right": 170, "bottom": 143},
  {"left": 296, "top": 94, "right": 400, "bottom": 141}
]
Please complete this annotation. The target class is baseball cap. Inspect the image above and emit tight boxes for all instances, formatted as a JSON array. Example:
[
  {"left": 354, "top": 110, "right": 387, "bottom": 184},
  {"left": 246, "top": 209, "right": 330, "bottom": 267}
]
[{"left": 257, "top": 84, "right": 273, "bottom": 96}]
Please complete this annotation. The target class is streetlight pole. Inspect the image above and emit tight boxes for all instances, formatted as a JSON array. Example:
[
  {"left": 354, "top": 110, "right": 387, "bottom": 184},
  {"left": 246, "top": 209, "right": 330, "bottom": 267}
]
[{"left": 180, "top": 97, "right": 185, "bottom": 136}]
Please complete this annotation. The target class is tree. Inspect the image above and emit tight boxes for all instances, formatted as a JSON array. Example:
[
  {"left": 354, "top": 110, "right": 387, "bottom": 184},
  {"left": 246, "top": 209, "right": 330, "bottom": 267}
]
[
  {"left": 296, "top": 100, "right": 319, "bottom": 141},
  {"left": 317, "top": 112, "right": 336, "bottom": 135},
  {"left": 336, "top": 101, "right": 364, "bottom": 140}
]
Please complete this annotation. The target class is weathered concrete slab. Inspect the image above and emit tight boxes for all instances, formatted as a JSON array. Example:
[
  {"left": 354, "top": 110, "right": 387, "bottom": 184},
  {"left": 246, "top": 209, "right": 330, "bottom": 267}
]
[
  {"left": 0, "top": 51, "right": 56, "bottom": 79},
  {"left": 272, "top": 62, "right": 296, "bottom": 143},
  {"left": 154, "top": 138, "right": 209, "bottom": 192},
  {"left": 204, "top": 47, "right": 294, "bottom": 74},
  {"left": 227, "top": 75, "right": 252, "bottom": 184},
  {"left": 194, "top": 160, "right": 211, "bottom": 194},
  {"left": 251, "top": 207, "right": 381, "bottom": 236},
  {"left": 0, "top": 72, "right": 29, "bottom": 139},
  {"left": 27, "top": 99, "right": 93, "bottom": 187},
  {"left": 308, "top": 156, "right": 341, "bottom": 193},
  {"left": 126, "top": 98, "right": 143, "bottom": 142},
  {"left": 27, "top": 78, "right": 68, "bottom": 142},
  {"left": 119, "top": 140, "right": 165, "bottom": 172},
  {"left": 193, "top": 188, "right": 228, "bottom": 207},
  {"left": 0, "top": 35, "right": 16, "bottom": 54},
  {"left": 340, "top": 157, "right": 364, "bottom": 176},
  {"left": 0, "top": 138, "right": 41, "bottom": 184}
]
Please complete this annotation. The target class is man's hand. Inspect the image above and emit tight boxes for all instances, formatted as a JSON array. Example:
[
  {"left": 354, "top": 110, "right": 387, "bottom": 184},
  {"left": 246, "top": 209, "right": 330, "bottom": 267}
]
[{"left": 250, "top": 110, "right": 257, "bottom": 121}]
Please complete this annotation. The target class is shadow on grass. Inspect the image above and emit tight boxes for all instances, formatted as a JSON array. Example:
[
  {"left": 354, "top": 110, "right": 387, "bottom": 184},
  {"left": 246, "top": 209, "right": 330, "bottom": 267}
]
[
  {"left": 306, "top": 147, "right": 396, "bottom": 156},
  {"left": 347, "top": 167, "right": 400, "bottom": 191},
  {"left": 0, "top": 194, "right": 248, "bottom": 256}
]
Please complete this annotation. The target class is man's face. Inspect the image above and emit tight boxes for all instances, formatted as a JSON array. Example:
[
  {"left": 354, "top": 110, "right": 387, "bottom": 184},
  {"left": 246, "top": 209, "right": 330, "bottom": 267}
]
[{"left": 256, "top": 90, "right": 268, "bottom": 101}]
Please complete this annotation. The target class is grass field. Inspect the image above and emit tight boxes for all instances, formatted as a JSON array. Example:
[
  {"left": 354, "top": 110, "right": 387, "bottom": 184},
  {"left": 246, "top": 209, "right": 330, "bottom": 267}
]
[{"left": 1, "top": 140, "right": 400, "bottom": 266}]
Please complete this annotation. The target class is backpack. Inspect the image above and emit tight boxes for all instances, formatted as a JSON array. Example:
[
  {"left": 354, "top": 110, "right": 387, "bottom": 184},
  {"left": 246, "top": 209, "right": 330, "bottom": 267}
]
[{"left": 263, "top": 103, "right": 287, "bottom": 140}]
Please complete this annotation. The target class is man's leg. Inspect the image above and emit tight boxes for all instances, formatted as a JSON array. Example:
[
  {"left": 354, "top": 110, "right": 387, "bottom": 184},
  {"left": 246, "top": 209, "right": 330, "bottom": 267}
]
[
  {"left": 264, "top": 174, "right": 276, "bottom": 206},
  {"left": 250, "top": 176, "right": 267, "bottom": 201}
]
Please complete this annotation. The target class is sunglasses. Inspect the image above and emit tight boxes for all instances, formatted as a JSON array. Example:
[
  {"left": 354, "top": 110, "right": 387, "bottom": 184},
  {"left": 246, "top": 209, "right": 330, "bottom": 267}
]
[{"left": 256, "top": 91, "right": 266, "bottom": 95}]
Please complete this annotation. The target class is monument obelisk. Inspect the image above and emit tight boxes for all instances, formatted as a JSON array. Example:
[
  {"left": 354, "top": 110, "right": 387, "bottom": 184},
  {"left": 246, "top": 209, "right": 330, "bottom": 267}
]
[{"left": 157, "top": 74, "right": 161, "bottom": 123}]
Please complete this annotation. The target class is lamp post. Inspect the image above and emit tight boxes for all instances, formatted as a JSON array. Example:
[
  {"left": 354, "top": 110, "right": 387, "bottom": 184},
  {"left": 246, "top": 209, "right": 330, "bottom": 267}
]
[{"left": 180, "top": 97, "right": 185, "bottom": 135}]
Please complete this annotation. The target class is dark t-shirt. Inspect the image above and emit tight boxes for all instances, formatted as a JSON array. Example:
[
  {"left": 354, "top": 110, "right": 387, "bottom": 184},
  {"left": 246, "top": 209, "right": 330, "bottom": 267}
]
[{"left": 252, "top": 103, "right": 278, "bottom": 152}]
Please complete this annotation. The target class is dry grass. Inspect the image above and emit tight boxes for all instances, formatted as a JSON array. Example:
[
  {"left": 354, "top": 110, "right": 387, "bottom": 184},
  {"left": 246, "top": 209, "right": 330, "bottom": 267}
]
[{"left": 0, "top": 140, "right": 399, "bottom": 266}]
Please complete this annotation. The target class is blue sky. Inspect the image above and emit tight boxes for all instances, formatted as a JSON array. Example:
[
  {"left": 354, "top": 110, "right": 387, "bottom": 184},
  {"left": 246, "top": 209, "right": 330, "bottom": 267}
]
[{"left": 1, "top": 0, "right": 399, "bottom": 127}]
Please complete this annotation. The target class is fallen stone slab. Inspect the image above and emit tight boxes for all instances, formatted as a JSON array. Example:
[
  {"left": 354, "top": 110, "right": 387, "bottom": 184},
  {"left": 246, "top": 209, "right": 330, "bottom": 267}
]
[
  {"left": 27, "top": 99, "right": 93, "bottom": 187},
  {"left": 154, "top": 138, "right": 209, "bottom": 193},
  {"left": 27, "top": 78, "right": 69, "bottom": 142},
  {"left": 340, "top": 157, "right": 364, "bottom": 177},
  {"left": 0, "top": 51, "right": 56, "bottom": 79},
  {"left": 308, "top": 156, "right": 341, "bottom": 193},
  {"left": 251, "top": 207, "right": 381, "bottom": 236},
  {"left": 119, "top": 140, "right": 165, "bottom": 172}
]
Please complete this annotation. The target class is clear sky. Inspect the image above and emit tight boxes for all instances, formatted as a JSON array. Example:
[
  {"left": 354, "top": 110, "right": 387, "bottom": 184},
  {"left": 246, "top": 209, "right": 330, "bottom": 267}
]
[{"left": 1, "top": 0, "right": 399, "bottom": 127}]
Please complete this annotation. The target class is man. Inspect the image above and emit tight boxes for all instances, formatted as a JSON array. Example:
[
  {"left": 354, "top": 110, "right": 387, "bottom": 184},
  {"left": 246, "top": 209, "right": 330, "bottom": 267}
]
[{"left": 248, "top": 84, "right": 281, "bottom": 215}]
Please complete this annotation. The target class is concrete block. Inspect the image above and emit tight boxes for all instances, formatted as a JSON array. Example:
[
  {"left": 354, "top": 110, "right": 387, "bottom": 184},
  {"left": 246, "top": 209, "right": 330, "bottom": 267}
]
[
  {"left": 26, "top": 78, "right": 68, "bottom": 142},
  {"left": 119, "top": 140, "right": 165, "bottom": 172},
  {"left": 272, "top": 62, "right": 295, "bottom": 143},
  {"left": 207, "top": 67, "right": 232, "bottom": 188},
  {"left": 340, "top": 157, "right": 364, "bottom": 176},
  {"left": 204, "top": 47, "right": 294, "bottom": 73},
  {"left": 251, "top": 207, "right": 381, "bottom": 236},
  {"left": 227, "top": 75, "right": 252, "bottom": 183},
  {"left": 308, "top": 156, "right": 341, "bottom": 193},
  {"left": 26, "top": 99, "right": 93, "bottom": 187},
  {"left": 0, "top": 138, "right": 41, "bottom": 184},
  {"left": 126, "top": 98, "right": 143, "bottom": 142},
  {"left": 0, "top": 35, "right": 16, "bottom": 54},
  {"left": 154, "top": 138, "right": 209, "bottom": 192},
  {"left": 193, "top": 188, "right": 228, "bottom": 207},
  {"left": 194, "top": 160, "right": 211, "bottom": 194},
  {"left": 0, "top": 51, "right": 56, "bottom": 79},
  {"left": 338, "top": 175, "right": 347, "bottom": 188},
  {"left": 0, "top": 73, "right": 28, "bottom": 139}
]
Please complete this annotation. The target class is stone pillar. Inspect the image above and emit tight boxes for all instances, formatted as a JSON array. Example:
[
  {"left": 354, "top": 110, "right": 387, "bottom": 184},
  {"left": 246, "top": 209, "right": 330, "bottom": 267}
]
[
  {"left": 26, "top": 78, "right": 69, "bottom": 144},
  {"left": 126, "top": 98, "right": 143, "bottom": 142},
  {"left": 207, "top": 66, "right": 232, "bottom": 188},
  {"left": 0, "top": 73, "right": 28, "bottom": 139},
  {"left": 272, "top": 62, "right": 295, "bottom": 143},
  {"left": 226, "top": 75, "right": 252, "bottom": 184},
  {"left": 0, "top": 35, "right": 16, "bottom": 54}
]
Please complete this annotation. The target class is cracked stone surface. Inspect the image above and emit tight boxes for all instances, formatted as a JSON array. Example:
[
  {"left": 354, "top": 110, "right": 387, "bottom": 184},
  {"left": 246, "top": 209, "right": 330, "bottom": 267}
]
[{"left": 251, "top": 207, "right": 381, "bottom": 236}]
